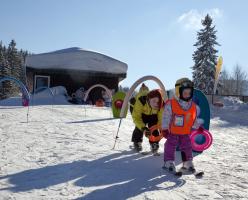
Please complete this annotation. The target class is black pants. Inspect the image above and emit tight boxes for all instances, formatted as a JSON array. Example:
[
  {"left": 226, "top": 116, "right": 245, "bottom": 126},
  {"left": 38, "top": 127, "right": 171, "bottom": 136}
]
[{"left": 131, "top": 114, "right": 159, "bottom": 146}]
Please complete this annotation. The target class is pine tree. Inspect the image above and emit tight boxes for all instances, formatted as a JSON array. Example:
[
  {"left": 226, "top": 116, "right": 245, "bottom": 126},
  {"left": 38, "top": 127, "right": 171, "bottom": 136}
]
[
  {"left": 0, "top": 43, "right": 3, "bottom": 98},
  {"left": 19, "top": 49, "right": 28, "bottom": 84},
  {"left": 7, "top": 39, "right": 23, "bottom": 94},
  {"left": 0, "top": 42, "right": 4, "bottom": 77},
  {"left": 0, "top": 42, "right": 12, "bottom": 98},
  {"left": 192, "top": 14, "right": 220, "bottom": 94}
]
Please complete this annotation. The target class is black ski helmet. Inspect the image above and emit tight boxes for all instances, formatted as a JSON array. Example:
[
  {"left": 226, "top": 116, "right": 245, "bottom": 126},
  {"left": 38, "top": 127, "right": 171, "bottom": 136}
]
[{"left": 175, "top": 78, "right": 194, "bottom": 102}]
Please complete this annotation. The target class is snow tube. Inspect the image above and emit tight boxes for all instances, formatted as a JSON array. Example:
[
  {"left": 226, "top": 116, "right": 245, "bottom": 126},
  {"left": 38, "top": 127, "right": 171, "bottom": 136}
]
[
  {"left": 148, "top": 125, "right": 163, "bottom": 142},
  {"left": 190, "top": 129, "right": 213, "bottom": 152},
  {"left": 95, "top": 99, "right": 105, "bottom": 107},
  {"left": 193, "top": 89, "right": 210, "bottom": 130}
]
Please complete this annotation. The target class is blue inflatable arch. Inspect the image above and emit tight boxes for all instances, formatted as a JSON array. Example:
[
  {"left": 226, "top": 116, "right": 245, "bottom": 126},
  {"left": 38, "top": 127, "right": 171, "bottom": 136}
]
[
  {"left": 0, "top": 76, "right": 30, "bottom": 102},
  {"left": 0, "top": 76, "right": 30, "bottom": 122}
]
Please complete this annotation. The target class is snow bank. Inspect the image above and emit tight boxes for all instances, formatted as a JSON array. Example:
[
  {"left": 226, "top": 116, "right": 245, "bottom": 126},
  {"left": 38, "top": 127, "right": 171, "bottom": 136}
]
[
  {"left": 221, "top": 96, "right": 248, "bottom": 110},
  {"left": 31, "top": 86, "right": 70, "bottom": 105},
  {"left": 0, "top": 97, "right": 23, "bottom": 107},
  {"left": 211, "top": 96, "right": 248, "bottom": 127},
  {"left": 0, "top": 86, "right": 71, "bottom": 106}
]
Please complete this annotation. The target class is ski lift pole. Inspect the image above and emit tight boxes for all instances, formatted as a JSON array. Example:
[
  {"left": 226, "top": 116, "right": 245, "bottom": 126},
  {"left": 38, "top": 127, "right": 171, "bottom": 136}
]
[{"left": 112, "top": 118, "right": 122, "bottom": 150}]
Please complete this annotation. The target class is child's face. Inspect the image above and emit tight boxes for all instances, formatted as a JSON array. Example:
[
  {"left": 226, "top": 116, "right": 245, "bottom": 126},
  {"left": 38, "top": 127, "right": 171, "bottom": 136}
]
[
  {"left": 149, "top": 97, "right": 160, "bottom": 109},
  {"left": 182, "top": 88, "right": 192, "bottom": 99}
]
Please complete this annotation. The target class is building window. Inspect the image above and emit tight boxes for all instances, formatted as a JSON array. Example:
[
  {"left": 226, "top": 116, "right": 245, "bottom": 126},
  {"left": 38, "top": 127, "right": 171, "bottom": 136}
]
[{"left": 35, "top": 75, "right": 50, "bottom": 89}]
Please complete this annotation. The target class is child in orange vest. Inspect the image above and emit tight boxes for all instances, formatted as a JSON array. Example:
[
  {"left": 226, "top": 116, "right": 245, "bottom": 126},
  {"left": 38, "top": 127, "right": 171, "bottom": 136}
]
[{"left": 162, "top": 78, "right": 204, "bottom": 173}]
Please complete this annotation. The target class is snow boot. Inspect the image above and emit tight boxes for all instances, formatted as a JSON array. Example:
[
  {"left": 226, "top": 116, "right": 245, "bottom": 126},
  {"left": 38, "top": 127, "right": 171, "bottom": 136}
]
[
  {"left": 133, "top": 142, "right": 142, "bottom": 152},
  {"left": 150, "top": 143, "right": 159, "bottom": 154},
  {"left": 181, "top": 160, "right": 196, "bottom": 173},
  {"left": 163, "top": 160, "right": 176, "bottom": 173}
]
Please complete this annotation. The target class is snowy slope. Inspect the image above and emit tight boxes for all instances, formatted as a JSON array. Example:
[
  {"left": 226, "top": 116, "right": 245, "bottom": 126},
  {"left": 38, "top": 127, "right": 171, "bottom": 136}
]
[{"left": 0, "top": 100, "right": 248, "bottom": 199}]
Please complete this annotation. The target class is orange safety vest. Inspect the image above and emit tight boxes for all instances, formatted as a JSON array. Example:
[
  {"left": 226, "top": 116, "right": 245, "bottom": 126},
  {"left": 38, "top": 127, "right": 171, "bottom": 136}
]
[{"left": 169, "top": 99, "right": 197, "bottom": 135}]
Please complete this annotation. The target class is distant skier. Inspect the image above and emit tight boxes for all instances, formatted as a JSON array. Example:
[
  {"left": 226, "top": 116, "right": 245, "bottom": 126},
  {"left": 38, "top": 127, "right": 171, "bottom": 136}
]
[
  {"left": 162, "top": 78, "right": 204, "bottom": 173},
  {"left": 130, "top": 85, "right": 165, "bottom": 154}
]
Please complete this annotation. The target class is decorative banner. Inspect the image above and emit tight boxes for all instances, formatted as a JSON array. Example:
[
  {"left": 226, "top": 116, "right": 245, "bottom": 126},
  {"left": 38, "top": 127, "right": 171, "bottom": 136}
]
[
  {"left": 213, "top": 56, "right": 223, "bottom": 94},
  {"left": 112, "top": 91, "right": 126, "bottom": 118},
  {"left": 215, "top": 56, "right": 223, "bottom": 80}
]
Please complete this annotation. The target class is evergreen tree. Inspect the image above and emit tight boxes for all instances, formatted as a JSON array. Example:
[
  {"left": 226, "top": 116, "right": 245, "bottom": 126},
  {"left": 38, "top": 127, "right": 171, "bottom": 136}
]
[
  {"left": 0, "top": 43, "right": 3, "bottom": 98},
  {"left": 0, "top": 42, "right": 12, "bottom": 98},
  {"left": 19, "top": 49, "right": 28, "bottom": 84},
  {"left": 0, "top": 40, "right": 28, "bottom": 98},
  {"left": 192, "top": 14, "right": 220, "bottom": 94},
  {"left": 7, "top": 39, "right": 23, "bottom": 94},
  {"left": 7, "top": 40, "right": 23, "bottom": 78},
  {"left": 0, "top": 42, "right": 4, "bottom": 77}
]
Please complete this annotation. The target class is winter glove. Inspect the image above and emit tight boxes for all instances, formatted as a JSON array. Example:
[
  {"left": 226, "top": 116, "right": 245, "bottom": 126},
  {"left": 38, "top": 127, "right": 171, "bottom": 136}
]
[
  {"left": 197, "top": 126, "right": 204, "bottom": 133},
  {"left": 161, "top": 129, "right": 170, "bottom": 138},
  {"left": 142, "top": 127, "right": 151, "bottom": 138}
]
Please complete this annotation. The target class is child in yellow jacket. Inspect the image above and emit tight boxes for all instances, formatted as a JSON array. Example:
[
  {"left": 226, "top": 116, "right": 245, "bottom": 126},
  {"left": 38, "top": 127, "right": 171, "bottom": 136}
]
[{"left": 131, "top": 89, "right": 164, "bottom": 153}]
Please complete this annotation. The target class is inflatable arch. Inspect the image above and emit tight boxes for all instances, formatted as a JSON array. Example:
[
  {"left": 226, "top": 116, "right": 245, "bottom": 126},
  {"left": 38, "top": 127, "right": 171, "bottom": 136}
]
[
  {"left": 0, "top": 76, "right": 30, "bottom": 122},
  {"left": 113, "top": 75, "right": 168, "bottom": 149},
  {"left": 0, "top": 76, "right": 30, "bottom": 105},
  {"left": 83, "top": 84, "right": 112, "bottom": 104},
  {"left": 119, "top": 75, "right": 168, "bottom": 118}
]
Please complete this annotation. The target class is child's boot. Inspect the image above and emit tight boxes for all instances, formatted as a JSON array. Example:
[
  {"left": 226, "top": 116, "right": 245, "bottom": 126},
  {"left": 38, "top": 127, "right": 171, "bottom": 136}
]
[
  {"left": 182, "top": 160, "right": 195, "bottom": 173},
  {"left": 164, "top": 160, "right": 176, "bottom": 172},
  {"left": 133, "top": 142, "right": 142, "bottom": 152}
]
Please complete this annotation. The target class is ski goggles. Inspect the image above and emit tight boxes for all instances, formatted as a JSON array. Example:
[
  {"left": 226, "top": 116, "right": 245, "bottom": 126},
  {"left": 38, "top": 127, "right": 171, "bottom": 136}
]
[{"left": 175, "top": 81, "right": 194, "bottom": 88}]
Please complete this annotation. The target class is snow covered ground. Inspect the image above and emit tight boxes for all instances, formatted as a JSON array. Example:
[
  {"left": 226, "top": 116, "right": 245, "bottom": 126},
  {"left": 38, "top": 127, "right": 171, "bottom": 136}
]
[{"left": 0, "top": 97, "right": 248, "bottom": 199}]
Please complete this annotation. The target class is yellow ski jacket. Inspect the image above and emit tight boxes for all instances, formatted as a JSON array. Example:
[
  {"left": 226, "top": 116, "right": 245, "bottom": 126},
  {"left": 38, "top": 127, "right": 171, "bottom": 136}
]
[{"left": 131, "top": 91, "right": 164, "bottom": 130}]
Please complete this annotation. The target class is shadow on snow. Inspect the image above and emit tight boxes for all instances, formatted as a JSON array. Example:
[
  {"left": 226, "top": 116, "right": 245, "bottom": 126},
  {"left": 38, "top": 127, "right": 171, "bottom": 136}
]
[{"left": 0, "top": 150, "right": 187, "bottom": 199}]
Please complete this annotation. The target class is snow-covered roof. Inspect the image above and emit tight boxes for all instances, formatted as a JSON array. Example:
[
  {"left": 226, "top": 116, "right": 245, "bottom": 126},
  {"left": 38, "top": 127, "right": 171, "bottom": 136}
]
[{"left": 26, "top": 47, "right": 128, "bottom": 75}]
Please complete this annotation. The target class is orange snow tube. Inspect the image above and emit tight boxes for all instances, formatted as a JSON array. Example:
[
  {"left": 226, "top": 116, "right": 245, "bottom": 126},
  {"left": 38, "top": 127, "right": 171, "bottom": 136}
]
[
  {"left": 95, "top": 99, "right": 105, "bottom": 107},
  {"left": 148, "top": 125, "right": 163, "bottom": 142}
]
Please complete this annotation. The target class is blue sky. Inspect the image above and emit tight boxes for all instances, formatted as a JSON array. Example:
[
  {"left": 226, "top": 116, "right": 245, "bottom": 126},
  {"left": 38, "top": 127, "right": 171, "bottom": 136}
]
[{"left": 1, "top": 0, "right": 248, "bottom": 90}]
